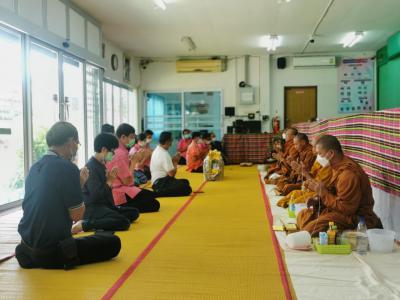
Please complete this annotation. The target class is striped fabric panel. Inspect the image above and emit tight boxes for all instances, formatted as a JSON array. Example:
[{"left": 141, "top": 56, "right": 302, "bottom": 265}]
[
  {"left": 294, "top": 108, "right": 400, "bottom": 196},
  {"left": 223, "top": 134, "right": 273, "bottom": 164}
]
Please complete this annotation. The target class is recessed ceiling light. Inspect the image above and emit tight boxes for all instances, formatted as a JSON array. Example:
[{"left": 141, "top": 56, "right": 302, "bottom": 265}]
[
  {"left": 266, "top": 35, "right": 281, "bottom": 52},
  {"left": 153, "top": 0, "right": 167, "bottom": 10},
  {"left": 342, "top": 31, "right": 364, "bottom": 48}
]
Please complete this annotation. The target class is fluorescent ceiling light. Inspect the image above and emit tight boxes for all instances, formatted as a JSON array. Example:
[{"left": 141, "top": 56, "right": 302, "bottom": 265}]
[
  {"left": 342, "top": 31, "right": 364, "bottom": 48},
  {"left": 153, "top": 0, "right": 167, "bottom": 10},
  {"left": 263, "top": 35, "right": 280, "bottom": 52},
  {"left": 181, "top": 36, "right": 197, "bottom": 51}
]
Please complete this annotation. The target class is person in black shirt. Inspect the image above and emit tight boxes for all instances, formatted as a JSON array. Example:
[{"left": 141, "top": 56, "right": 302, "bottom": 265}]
[
  {"left": 72, "top": 133, "right": 140, "bottom": 234},
  {"left": 15, "top": 122, "right": 121, "bottom": 269}
]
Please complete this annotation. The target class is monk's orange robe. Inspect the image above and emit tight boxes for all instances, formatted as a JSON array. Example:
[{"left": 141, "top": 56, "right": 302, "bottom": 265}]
[
  {"left": 277, "top": 161, "right": 332, "bottom": 208},
  {"left": 275, "top": 144, "right": 315, "bottom": 195},
  {"left": 265, "top": 139, "right": 298, "bottom": 183},
  {"left": 297, "top": 156, "right": 383, "bottom": 236}
]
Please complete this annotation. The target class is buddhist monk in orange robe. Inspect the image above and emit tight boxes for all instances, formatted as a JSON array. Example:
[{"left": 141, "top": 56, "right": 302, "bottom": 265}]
[
  {"left": 275, "top": 133, "right": 316, "bottom": 196},
  {"left": 297, "top": 135, "right": 382, "bottom": 236},
  {"left": 277, "top": 160, "right": 332, "bottom": 208},
  {"left": 265, "top": 128, "right": 299, "bottom": 184}
]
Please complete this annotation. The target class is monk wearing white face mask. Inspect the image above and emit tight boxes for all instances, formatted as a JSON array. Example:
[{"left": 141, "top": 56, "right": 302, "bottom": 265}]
[{"left": 297, "top": 135, "right": 382, "bottom": 236}]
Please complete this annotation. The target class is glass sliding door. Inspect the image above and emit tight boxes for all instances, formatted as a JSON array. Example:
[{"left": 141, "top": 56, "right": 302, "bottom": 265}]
[
  {"left": 86, "top": 64, "right": 101, "bottom": 155},
  {"left": 62, "top": 55, "right": 85, "bottom": 167},
  {"left": 113, "top": 86, "right": 121, "bottom": 126},
  {"left": 120, "top": 88, "right": 129, "bottom": 123},
  {"left": 184, "top": 91, "right": 222, "bottom": 139},
  {"left": 146, "top": 92, "right": 182, "bottom": 153},
  {"left": 0, "top": 27, "right": 24, "bottom": 206},
  {"left": 30, "top": 42, "right": 60, "bottom": 163},
  {"left": 104, "top": 82, "right": 113, "bottom": 125}
]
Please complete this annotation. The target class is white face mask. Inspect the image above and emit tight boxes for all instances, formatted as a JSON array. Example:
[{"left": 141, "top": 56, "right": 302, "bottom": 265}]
[
  {"left": 282, "top": 133, "right": 287, "bottom": 140},
  {"left": 316, "top": 154, "right": 330, "bottom": 167}
]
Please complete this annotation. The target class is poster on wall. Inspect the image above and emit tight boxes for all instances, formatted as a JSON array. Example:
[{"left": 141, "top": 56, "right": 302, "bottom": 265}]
[{"left": 338, "top": 58, "right": 374, "bottom": 114}]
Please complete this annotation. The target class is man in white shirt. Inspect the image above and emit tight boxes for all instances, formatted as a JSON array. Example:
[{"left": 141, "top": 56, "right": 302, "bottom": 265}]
[{"left": 150, "top": 131, "right": 192, "bottom": 197}]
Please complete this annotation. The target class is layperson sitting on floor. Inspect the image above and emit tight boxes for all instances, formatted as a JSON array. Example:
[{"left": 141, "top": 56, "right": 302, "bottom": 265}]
[
  {"left": 297, "top": 135, "right": 383, "bottom": 236},
  {"left": 15, "top": 122, "right": 121, "bottom": 269},
  {"left": 129, "top": 133, "right": 152, "bottom": 185},
  {"left": 150, "top": 131, "right": 192, "bottom": 197},
  {"left": 186, "top": 132, "right": 209, "bottom": 173},
  {"left": 71, "top": 133, "right": 140, "bottom": 234},
  {"left": 275, "top": 133, "right": 316, "bottom": 196},
  {"left": 101, "top": 123, "right": 115, "bottom": 135},
  {"left": 107, "top": 123, "right": 160, "bottom": 213},
  {"left": 177, "top": 129, "right": 192, "bottom": 165},
  {"left": 144, "top": 129, "right": 154, "bottom": 148}
]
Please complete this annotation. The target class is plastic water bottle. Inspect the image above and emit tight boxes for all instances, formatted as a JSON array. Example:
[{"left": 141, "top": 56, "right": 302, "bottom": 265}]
[{"left": 356, "top": 216, "right": 368, "bottom": 255}]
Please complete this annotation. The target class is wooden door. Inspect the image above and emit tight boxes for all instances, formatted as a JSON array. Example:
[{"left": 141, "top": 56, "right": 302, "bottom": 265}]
[{"left": 284, "top": 86, "right": 317, "bottom": 128}]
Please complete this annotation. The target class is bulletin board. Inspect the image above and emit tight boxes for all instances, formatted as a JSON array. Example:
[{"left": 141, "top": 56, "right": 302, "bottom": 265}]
[{"left": 338, "top": 58, "right": 374, "bottom": 113}]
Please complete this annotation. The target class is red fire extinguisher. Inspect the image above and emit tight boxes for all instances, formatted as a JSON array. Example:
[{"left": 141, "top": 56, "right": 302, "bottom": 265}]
[{"left": 272, "top": 115, "right": 280, "bottom": 134}]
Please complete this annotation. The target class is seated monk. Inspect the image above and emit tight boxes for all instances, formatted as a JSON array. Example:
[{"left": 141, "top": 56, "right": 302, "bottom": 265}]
[
  {"left": 265, "top": 127, "right": 299, "bottom": 184},
  {"left": 277, "top": 137, "right": 332, "bottom": 207},
  {"left": 275, "top": 133, "right": 316, "bottom": 196},
  {"left": 297, "top": 135, "right": 383, "bottom": 236}
]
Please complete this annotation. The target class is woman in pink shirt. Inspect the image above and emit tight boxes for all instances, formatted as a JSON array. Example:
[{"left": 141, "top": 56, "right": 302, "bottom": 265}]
[
  {"left": 107, "top": 123, "right": 160, "bottom": 213},
  {"left": 177, "top": 129, "right": 192, "bottom": 165},
  {"left": 129, "top": 133, "right": 152, "bottom": 184},
  {"left": 186, "top": 132, "right": 209, "bottom": 173}
]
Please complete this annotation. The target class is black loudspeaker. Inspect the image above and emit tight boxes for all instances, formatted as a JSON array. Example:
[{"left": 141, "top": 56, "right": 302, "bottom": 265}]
[
  {"left": 227, "top": 126, "right": 234, "bottom": 134},
  {"left": 277, "top": 57, "right": 286, "bottom": 69},
  {"left": 225, "top": 106, "right": 235, "bottom": 116}
]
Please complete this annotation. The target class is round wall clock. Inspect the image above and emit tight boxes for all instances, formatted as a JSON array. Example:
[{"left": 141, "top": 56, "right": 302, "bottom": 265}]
[{"left": 111, "top": 54, "right": 119, "bottom": 71}]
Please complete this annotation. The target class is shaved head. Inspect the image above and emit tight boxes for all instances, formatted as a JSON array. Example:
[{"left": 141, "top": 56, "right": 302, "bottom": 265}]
[
  {"left": 316, "top": 135, "right": 343, "bottom": 154},
  {"left": 294, "top": 133, "right": 309, "bottom": 144}
]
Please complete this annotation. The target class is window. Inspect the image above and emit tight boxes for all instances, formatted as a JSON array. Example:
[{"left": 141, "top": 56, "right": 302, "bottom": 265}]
[
  {"left": 0, "top": 27, "right": 24, "bottom": 206},
  {"left": 86, "top": 64, "right": 101, "bottom": 154},
  {"left": 103, "top": 80, "right": 136, "bottom": 129}
]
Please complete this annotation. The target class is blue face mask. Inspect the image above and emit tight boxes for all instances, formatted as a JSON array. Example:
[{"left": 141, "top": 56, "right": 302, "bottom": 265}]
[{"left": 183, "top": 134, "right": 191, "bottom": 139}]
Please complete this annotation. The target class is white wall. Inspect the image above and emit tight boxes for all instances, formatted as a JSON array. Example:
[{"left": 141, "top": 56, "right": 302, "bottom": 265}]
[
  {"left": 270, "top": 51, "right": 376, "bottom": 127},
  {"left": 103, "top": 39, "right": 141, "bottom": 88},
  {"left": 138, "top": 56, "right": 271, "bottom": 132}
]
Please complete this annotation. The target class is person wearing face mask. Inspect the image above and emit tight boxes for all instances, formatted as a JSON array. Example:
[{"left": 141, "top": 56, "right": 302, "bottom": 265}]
[
  {"left": 15, "top": 122, "right": 121, "bottom": 269},
  {"left": 277, "top": 136, "right": 332, "bottom": 208},
  {"left": 297, "top": 135, "right": 383, "bottom": 236},
  {"left": 106, "top": 123, "right": 160, "bottom": 213},
  {"left": 129, "top": 133, "right": 152, "bottom": 184},
  {"left": 265, "top": 128, "right": 299, "bottom": 184},
  {"left": 150, "top": 131, "right": 192, "bottom": 197},
  {"left": 71, "top": 133, "right": 140, "bottom": 235},
  {"left": 144, "top": 129, "right": 154, "bottom": 148},
  {"left": 275, "top": 133, "right": 316, "bottom": 196},
  {"left": 177, "top": 129, "right": 192, "bottom": 165},
  {"left": 209, "top": 132, "right": 227, "bottom": 164},
  {"left": 186, "top": 132, "right": 209, "bottom": 173}
]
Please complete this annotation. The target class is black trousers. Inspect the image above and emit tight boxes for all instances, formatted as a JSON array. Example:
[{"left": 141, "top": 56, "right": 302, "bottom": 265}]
[
  {"left": 191, "top": 166, "right": 203, "bottom": 173},
  {"left": 123, "top": 189, "right": 160, "bottom": 213},
  {"left": 178, "top": 156, "right": 187, "bottom": 165},
  {"left": 152, "top": 176, "right": 192, "bottom": 197},
  {"left": 82, "top": 205, "right": 140, "bottom": 232},
  {"left": 15, "top": 233, "right": 121, "bottom": 269}
]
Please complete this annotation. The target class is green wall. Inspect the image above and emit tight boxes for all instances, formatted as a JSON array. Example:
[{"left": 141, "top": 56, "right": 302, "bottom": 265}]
[{"left": 379, "top": 56, "right": 400, "bottom": 109}]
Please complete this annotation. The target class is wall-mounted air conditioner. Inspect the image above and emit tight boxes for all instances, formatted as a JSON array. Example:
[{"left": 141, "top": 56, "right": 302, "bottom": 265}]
[
  {"left": 292, "top": 56, "right": 336, "bottom": 68},
  {"left": 176, "top": 59, "right": 226, "bottom": 73}
]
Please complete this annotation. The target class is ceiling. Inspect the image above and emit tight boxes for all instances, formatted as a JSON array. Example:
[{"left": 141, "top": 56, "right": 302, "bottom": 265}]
[{"left": 72, "top": 0, "right": 400, "bottom": 57}]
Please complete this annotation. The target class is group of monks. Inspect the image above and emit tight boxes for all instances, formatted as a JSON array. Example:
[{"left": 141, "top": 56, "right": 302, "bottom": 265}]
[{"left": 265, "top": 128, "right": 383, "bottom": 236}]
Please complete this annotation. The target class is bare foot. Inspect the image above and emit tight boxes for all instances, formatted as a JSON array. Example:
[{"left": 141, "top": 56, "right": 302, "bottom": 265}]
[{"left": 71, "top": 220, "right": 83, "bottom": 235}]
